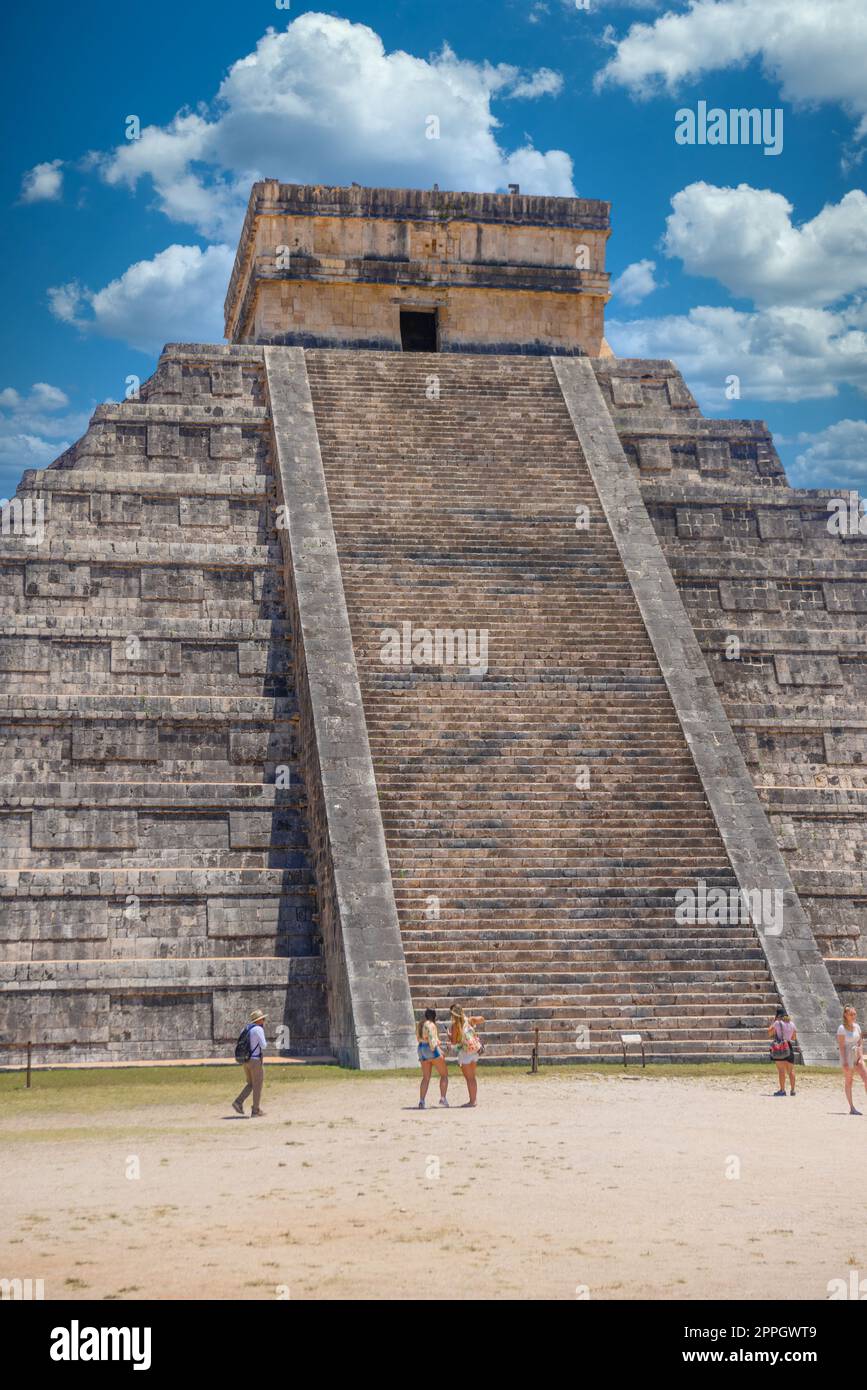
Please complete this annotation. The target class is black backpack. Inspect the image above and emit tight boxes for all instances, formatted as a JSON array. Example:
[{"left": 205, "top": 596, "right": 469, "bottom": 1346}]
[{"left": 234, "top": 1025, "right": 253, "bottom": 1064}]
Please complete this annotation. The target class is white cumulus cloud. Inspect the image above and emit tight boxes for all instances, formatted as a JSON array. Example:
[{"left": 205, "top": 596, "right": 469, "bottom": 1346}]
[
  {"left": 596, "top": 0, "right": 867, "bottom": 139},
  {"left": 610, "top": 258, "right": 659, "bottom": 305},
  {"left": 95, "top": 14, "right": 574, "bottom": 241},
  {"left": 0, "top": 382, "right": 89, "bottom": 479},
  {"left": 610, "top": 181, "right": 867, "bottom": 413},
  {"left": 607, "top": 303, "right": 867, "bottom": 410},
  {"left": 792, "top": 419, "right": 867, "bottom": 490},
  {"left": 508, "top": 68, "right": 564, "bottom": 99},
  {"left": 664, "top": 183, "right": 867, "bottom": 307},
  {"left": 19, "top": 160, "right": 64, "bottom": 204},
  {"left": 48, "top": 243, "right": 234, "bottom": 355}
]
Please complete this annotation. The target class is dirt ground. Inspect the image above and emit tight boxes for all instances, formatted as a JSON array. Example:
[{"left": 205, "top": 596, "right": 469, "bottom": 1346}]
[{"left": 0, "top": 1064, "right": 862, "bottom": 1301}]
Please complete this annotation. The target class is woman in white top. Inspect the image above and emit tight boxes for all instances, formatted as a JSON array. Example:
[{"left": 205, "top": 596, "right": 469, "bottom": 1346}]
[
  {"left": 449, "top": 1004, "right": 485, "bottom": 1108},
  {"left": 767, "top": 1006, "right": 797, "bottom": 1096},
  {"left": 836, "top": 1005, "right": 867, "bottom": 1115}
]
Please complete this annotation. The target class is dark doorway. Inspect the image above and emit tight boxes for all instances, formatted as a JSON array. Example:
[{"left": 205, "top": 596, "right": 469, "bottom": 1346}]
[{"left": 400, "top": 310, "right": 438, "bottom": 352}]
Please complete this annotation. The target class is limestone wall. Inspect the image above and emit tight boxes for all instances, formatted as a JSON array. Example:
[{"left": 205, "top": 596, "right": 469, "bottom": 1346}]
[
  {"left": 226, "top": 180, "right": 610, "bottom": 355},
  {"left": 593, "top": 357, "right": 866, "bottom": 1004},
  {"left": 249, "top": 279, "right": 605, "bottom": 356},
  {"left": 0, "top": 346, "right": 331, "bottom": 1065}
]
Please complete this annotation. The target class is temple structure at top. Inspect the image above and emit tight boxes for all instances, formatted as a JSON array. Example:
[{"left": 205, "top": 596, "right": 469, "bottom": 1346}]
[{"left": 224, "top": 181, "right": 611, "bottom": 356}]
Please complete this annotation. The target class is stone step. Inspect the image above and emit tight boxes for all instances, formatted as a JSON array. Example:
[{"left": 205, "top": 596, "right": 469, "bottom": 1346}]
[
  {"left": 414, "top": 1007, "right": 778, "bottom": 1027},
  {"left": 0, "top": 782, "right": 306, "bottom": 808},
  {"left": 0, "top": 760, "right": 297, "bottom": 784},
  {"left": 404, "top": 928, "right": 761, "bottom": 942},
  {"left": 0, "top": 615, "right": 289, "bottom": 640},
  {"left": 408, "top": 964, "right": 777, "bottom": 982},
  {"left": 0, "top": 538, "right": 277, "bottom": 566},
  {"left": 17, "top": 467, "right": 271, "bottom": 494},
  {"left": 404, "top": 945, "right": 768, "bottom": 963},
  {"left": 0, "top": 693, "right": 298, "bottom": 719},
  {"left": 0, "top": 866, "right": 313, "bottom": 893}
]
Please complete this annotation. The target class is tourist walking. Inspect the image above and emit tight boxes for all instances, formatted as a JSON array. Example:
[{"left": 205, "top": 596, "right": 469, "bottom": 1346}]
[
  {"left": 232, "top": 1008, "right": 267, "bottom": 1117},
  {"left": 837, "top": 1005, "right": 867, "bottom": 1115},
  {"left": 417, "top": 1008, "right": 449, "bottom": 1110},
  {"left": 449, "top": 1004, "right": 485, "bottom": 1107},
  {"left": 767, "top": 1006, "right": 797, "bottom": 1096}
]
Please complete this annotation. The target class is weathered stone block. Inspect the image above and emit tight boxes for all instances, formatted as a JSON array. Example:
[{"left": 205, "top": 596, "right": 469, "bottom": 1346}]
[
  {"left": 76, "top": 422, "right": 116, "bottom": 460},
  {"left": 0, "top": 989, "right": 110, "bottom": 1045},
  {"left": 666, "top": 376, "right": 693, "bottom": 408},
  {"left": 737, "top": 730, "right": 760, "bottom": 766},
  {"left": 0, "top": 639, "right": 50, "bottom": 673},
  {"left": 138, "top": 815, "right": 227, "bottom": 851},
  {"left": 774, "top": 655, "right": 843, "bottom": 687},
  {"left": 159, "top": 361, "right": 183, "bottom": 395},
  {"left": 207, "top": 897, "right": 280, "bottom": 937},
  {"left": 24, "top": 563, "right": 91, "bottom": 599},
  {"left": 72, "top": 723, "right": 160, "bottom": 762},
  {"left": 676, "top": 507, "right": 723, "bottom": 540},
  {"left": 757, "top": 509, "right": 793, "bottom": 541},
  {"left": 823, "top": 582, "right": 867, "bottom": 613},
  {"left": 0, "top": 900, "right": 110, "bottom": 942},
  {"left": 824, "top": 731, "right": 867, "bottom": 765},
  {"left": 179, "top": 496, "right": 231, "bottom": 528},
  {"left": 696, "top": 440, "right": 730, "bottom": 475},
  {"left": 210, "top": 365, "right": 243, "bottom": 396},
  {"left": 140, "top": 567, "right": 204, "bottom": 602},
  {"left": 719, "top": 580, "right": 780, "bottom": 612},
  {"left": 210, "top": 426, "right": 243, "bottom": 459},
  {"left": 147, "top": 424, "right": 180, "bottom": 458},
  {"left": 228, "top": 726, "right": 272, "bottom": 764},
  {"left": 31, "top": 808, "right": 139, "bottom": 850},
  {"left": 238, "top": 642, "right": 269, "bottom": 675},
  {"left": 110, "top": 639, "right": 180, "bottom": 675},
  {"left": 0, "top": 817, "right": 30, "bottom": 850},
  {"left": 636, "top": 439, "right": 672, "bottom": 473},
  {"left": 110, "top": 991, "right": 211, "bottom": 1045},
  {"left": 228, "top": 811, "right": 274, "bottom": 849},
  {"left": 90, "top": 493, "right": 143, "bottom": 526},
  {"left": 771, "top": 815, "right": 799, "bottom": 850},
  {"left": 610, "top": 378, "right": 644, "bottom": 407}
]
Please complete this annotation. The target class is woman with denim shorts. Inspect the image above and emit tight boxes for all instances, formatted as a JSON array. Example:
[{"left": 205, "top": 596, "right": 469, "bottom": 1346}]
[{"left": 417, "top": 1008, "right": 449, "bottom": 1109}]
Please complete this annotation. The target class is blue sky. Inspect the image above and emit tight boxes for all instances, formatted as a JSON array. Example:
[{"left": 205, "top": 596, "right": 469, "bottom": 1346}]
[{"left": 1, "top": 0, "right": 865, "bottom": 498}]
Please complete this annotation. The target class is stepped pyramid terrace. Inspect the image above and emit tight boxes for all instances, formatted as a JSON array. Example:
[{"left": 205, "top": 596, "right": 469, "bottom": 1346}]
[{"left": 1, "top": 180, "right": 863, "bottom": 1070}]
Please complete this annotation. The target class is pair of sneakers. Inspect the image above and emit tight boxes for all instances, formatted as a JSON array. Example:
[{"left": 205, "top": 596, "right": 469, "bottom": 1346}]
[{"left": 417, "top": 1097, "right": 449, "bottom": 1109}]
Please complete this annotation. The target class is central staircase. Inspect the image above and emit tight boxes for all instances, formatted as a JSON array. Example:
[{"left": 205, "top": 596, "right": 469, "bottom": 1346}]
[{"left": 307, "top": 350, "right": 781, "bottom": 1061}]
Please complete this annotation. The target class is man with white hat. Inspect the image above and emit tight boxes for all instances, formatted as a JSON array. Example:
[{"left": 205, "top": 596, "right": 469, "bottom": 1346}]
[{"left": 232, "top": 1008, "right": 267, "bottom": 1117}]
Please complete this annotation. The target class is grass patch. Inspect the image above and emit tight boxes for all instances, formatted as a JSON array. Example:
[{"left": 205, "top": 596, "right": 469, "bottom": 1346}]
[
  {"left": 0, "top": 1064, "right": 352, "bottom": 1118},
  {"left": 0, "top": 1057, "right": 841, "bottom": 1122}
]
